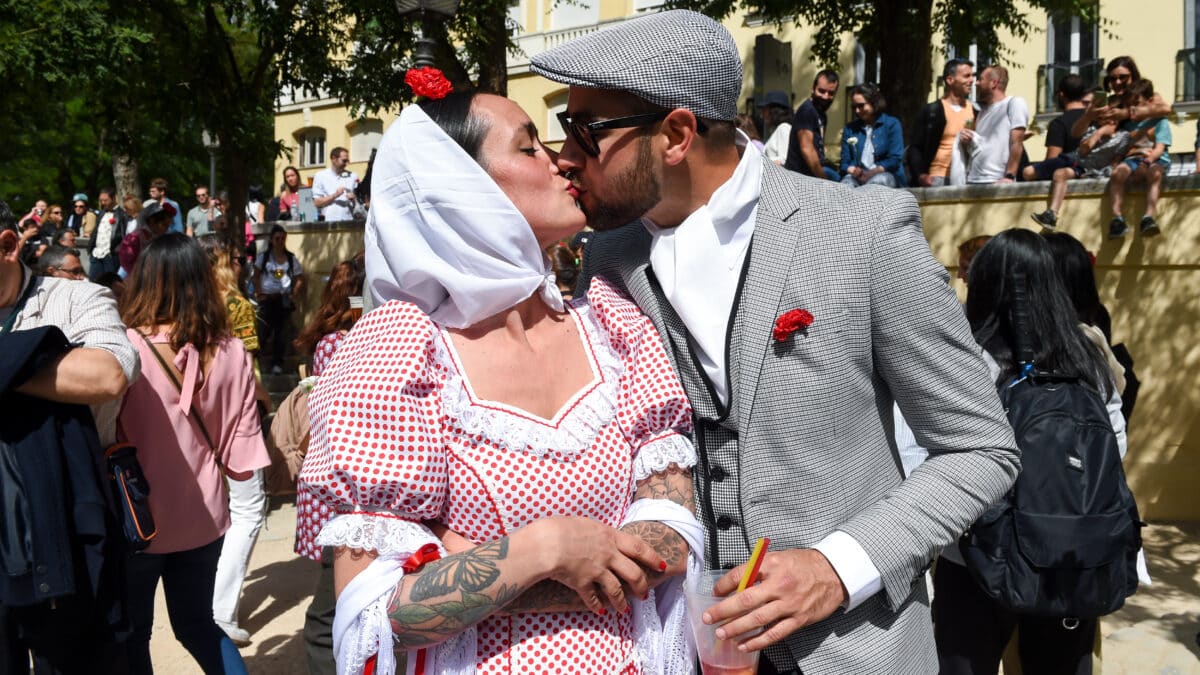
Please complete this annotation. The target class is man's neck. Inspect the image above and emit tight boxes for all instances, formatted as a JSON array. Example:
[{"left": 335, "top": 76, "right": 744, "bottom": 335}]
[
  {"left": 944, "top": 92, "right": 968, "bottom": 107},
  {"left": 1065, "top": 101, "right": 1087, "bottom": 110}
]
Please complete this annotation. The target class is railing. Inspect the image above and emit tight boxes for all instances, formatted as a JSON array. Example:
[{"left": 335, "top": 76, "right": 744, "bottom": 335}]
[
  {"left": 1035, "top": 58, "right": 1104, "bottom": 113},
  {"left": 507, "top": 18, "right": 629, "bottom": 73},
  {"left": 1175, "top": 48, "right": 1200, "bottom": 103}
]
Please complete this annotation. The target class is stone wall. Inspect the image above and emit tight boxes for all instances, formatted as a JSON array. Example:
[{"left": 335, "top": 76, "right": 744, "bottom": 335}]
[{"left": 256, "top": 173, "right": 1200, "bottom": 520}]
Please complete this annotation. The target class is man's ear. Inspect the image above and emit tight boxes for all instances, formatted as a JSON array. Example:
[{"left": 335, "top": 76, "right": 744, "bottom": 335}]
[
  {"left": 0, "top": 230, "right": 20, "bottom": 263},
  {"left": 660, "top": 108, "right": 701, "bottom": 167}
]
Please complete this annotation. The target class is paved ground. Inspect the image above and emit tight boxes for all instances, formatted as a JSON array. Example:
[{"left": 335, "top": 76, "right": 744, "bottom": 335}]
[{"left": 149, "top": 503, "right": 1200, "bottom": 674}]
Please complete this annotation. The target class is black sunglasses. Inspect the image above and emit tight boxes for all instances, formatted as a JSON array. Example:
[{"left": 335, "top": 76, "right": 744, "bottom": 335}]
[{"left": 556, "top": 111, "right": 671, "bottom": 157}]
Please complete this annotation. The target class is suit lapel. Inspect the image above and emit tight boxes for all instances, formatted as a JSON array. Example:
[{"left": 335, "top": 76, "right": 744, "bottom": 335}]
[
  {"left": 730, "top": 161, "right": 811, "bottom": 429},
  {"left": 609, "top": 226, "right": 721, "bottom": 420}
]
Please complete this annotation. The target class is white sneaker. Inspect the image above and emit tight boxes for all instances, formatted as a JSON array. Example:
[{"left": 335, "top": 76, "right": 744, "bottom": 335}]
[{"left": 216, "top": 620, "right": 251, "bottom": 646}]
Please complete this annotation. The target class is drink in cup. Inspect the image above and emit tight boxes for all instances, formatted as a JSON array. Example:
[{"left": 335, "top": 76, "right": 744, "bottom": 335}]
[{"left": 685, "top": 570, "right": 760, "bottom": 675}]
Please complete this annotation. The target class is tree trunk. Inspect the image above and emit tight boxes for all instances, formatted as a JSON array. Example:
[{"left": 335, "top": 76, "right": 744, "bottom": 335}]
[
  {"left": 221, "top": 142, "right": 252, "bottom": 253},
  {"left": 113, "top": 154, "right": 140, "bottom": 204},
  {"left": 874, "top": 0, "right": 935, "bottom": 143}
]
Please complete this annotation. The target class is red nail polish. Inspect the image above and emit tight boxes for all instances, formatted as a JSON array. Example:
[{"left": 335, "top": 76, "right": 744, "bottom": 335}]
[
  {"left": 597, "top": 608, "right": 606, "bottom": 616},
  {"left": 623, "top": 605, "right": 631, "bottom": 614},
  {"left": 658, "top": 561, "right": 668, "bottom": 572}
]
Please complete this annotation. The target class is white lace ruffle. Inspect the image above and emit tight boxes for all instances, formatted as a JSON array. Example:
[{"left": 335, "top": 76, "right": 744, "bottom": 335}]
[
  {"left": 315, "top": 513, "right": 435, "bottom": 557},
  {"left": 437, "top": 303, "right": 623, "bottom": 459},
  {"left": 632, "top": 434, "right": 698, "bottom": 481}
]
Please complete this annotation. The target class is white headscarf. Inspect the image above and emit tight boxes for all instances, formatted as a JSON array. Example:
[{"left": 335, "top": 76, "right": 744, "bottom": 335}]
[{"left": 364, "top": 104, "right": 564, "bottom": 328}]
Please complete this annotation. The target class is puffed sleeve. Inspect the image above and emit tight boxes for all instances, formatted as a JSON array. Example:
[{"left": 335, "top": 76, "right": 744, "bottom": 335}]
[
  {"left": 296, "top": 301, "right": 447, "bottom": 560},
  {"left": 585, "top": 277, "right": 696, "bottom": 481}
]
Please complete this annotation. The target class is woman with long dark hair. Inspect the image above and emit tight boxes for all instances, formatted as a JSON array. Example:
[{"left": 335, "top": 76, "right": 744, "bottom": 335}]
[
  {"left": 117, "top": 234, "right": 271, "bottom": 673},
  {"left": 279, "top": 165, "right": 303, "bottom": 220},
  {"left": 294, "top": 253, "right": 366, "bottom": 376},
  {"left": 296, "top": 85, "right": 700, "bottom": 674},
  {"left": 935, "top": 228, "right": 1126, "bottom": 675}
]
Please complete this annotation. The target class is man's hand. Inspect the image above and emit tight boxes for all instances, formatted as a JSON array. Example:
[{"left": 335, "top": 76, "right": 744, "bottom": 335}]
[
  {"left": 957, "top": 128, "right": 976, "bottom": 149},
  {"left": 703, "top": 549, "right": 847, "bottom": 652},
  {"left": 918, "top": 173, "right": 935, "bottom": 187}
]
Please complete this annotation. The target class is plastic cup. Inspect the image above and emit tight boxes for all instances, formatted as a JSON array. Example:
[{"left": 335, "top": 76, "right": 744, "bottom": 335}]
[{"left": 685, "top": 570, "right": 761, "bottom": 675}]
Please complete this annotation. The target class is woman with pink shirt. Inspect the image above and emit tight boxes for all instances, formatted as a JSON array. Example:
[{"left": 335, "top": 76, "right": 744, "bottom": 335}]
[{"left": 117, "top": 233, "right": 271, "bottom": 674}]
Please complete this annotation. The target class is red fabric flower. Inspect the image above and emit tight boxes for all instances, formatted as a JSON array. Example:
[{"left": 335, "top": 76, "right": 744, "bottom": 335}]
[
  {"left": 773, "top": 308, "right": 814, "bottom": 342},
  {"left": 405, "top": 67, "right": 453, "bottom": 100}
]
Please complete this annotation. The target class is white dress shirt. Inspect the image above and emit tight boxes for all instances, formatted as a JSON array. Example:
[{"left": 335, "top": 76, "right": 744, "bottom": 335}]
[{"left": 644, "top": 134, "right": 884, "bottom": 610}]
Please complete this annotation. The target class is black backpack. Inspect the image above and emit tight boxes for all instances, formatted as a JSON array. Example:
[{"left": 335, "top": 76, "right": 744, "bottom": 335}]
[{"left": 959, "top": 373, "right": 1143, "bottom": 618}]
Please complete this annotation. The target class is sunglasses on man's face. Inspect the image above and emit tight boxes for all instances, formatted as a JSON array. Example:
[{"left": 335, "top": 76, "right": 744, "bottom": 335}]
[{"left": 556, "top": 111, "right": 672, "bottom": 157}]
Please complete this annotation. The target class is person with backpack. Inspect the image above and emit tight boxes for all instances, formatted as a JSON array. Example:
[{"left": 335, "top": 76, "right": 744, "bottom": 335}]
[
  {"left": 253, "top": 225, "right": 305, "bottom": 374},
  {"left": 935, "top": 228, "right": 1140, "bottom": 675}
]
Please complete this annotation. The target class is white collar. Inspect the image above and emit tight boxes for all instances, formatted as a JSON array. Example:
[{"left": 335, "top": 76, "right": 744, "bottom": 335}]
[{"left": 364, "top": 105, "right": 563, "bottom": 328}]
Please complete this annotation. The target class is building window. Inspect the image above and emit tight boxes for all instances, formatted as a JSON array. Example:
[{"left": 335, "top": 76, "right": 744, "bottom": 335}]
[
  {"left": 348, "top": 119, "right": 383, "bottom": 161},
  {"left": 1178, "top": 0, "right": 1200, "bottom": 103},
  {"left": 1038, "top": 12, "right": 1100, "bottom": 113},
  {"left": 297, "top": 129, "right": 326, "bottom": 168},
  {"left": 507, "top": 0, "right": 523, "bottom": 34}
]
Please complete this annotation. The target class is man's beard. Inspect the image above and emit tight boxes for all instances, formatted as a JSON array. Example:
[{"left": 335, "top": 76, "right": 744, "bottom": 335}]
[
  {"left": 812, "top": 97, "right": 832, "bottom": 113},
  {"left": 584, "top": 136, "right": 662, "bottom": 232}
]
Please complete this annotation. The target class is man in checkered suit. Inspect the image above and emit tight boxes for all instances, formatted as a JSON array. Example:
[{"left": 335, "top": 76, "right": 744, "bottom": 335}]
[{"left": 533, "top": 10, "right": 1019, "bottom": 674}]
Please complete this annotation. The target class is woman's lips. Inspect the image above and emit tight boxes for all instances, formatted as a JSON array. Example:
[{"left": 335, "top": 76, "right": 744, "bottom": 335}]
[{"left": 567, "top": 185, "right": 580, "bottom": 199}]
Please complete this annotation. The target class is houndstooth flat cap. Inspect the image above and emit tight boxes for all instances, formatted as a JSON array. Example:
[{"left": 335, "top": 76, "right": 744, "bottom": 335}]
[{"left": 530, "top": 10, "right": 742, "bottom": 122}]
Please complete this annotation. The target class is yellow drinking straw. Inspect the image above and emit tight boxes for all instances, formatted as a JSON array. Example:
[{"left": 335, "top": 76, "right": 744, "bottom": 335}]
[{"left": 737, "top": 537, "right": 771, "bottom": 592}]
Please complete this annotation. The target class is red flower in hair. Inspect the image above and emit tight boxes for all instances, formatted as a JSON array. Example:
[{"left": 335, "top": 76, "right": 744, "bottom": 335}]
[
  {"left": 773, "top": 309, "right": 814, "bottom": 342},
  {"left": 405, "top": 67, "right": 453, "bottom": 100}
]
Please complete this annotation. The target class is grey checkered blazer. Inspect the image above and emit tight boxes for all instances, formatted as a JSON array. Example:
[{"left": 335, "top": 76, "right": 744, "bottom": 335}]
[{"left": 580, "top": 160, "right": 1019, "bottom": 674}]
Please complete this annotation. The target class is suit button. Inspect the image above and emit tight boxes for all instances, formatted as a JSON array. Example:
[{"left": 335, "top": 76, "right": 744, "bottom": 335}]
[
  {"left": 716, "top": 515, "right": 735, "bottom": 530},
  {"left": 710, "top": 466, "right": 727, "bottom": 482},
  {"left": 34, "top": 564, "right": 47, "bottom": 575},
  {"left": 38, "top": 583, "right": 49, "bottom": 593}
]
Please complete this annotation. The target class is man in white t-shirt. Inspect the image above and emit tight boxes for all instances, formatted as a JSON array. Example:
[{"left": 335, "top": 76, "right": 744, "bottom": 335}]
[
  {"left": 961, "top": 65, "right": 1028, "bottom": 184},
  {"left": 311, "top": 147, "right": 359, "bottom": 222}
]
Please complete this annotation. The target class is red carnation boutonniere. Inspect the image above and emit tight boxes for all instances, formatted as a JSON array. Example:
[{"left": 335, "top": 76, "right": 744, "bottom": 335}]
[
  {"left": 773, "top": 308, "right": 814, "bottom": 342},
  {"left": 405, "top": 66, "right": 453, "bottom": 100}
]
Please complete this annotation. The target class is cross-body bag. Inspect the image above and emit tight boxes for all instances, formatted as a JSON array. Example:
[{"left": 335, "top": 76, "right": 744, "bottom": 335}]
[{"left": 133, "top": 331, "right": 228, "bottom": 481}]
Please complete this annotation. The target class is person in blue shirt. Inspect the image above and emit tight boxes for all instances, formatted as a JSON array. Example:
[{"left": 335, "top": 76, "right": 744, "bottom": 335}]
[
  {"left": 1108, "top": 79, "right": 1170, "bottom": 238},
  {"left": 839, "top": 83, "right": 907, "bottom": 188}
]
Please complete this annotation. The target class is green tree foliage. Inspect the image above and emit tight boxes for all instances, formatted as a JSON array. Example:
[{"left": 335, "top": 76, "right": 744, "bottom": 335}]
[
  {"left": 666, "top": 0, "right": 1101, "bottom": 138},
  {"left": 281, "top": 0, "right": 514, "bottom": 117}
]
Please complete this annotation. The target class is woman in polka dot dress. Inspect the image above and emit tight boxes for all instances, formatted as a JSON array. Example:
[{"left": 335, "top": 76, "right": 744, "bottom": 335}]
[{"left": 297, "top": 90, "right": 703, "bottom": 675}]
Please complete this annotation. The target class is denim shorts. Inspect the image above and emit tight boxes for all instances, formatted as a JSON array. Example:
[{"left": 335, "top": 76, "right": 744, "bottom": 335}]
[{"left": 1122, "top": 155, "right": 1170, "bottom": 172}]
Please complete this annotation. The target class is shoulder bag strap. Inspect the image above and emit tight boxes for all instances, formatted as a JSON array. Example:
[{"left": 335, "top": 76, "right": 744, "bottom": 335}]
[{"left": 133, "top": 330, "right": 224, "bottom": 472}]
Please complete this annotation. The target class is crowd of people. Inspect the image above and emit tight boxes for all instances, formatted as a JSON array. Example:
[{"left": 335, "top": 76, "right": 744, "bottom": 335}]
[
  {"left": 753, "top": 54, "right": 1200, "bottom": 239},
  {"left": 0, "top": 9, "right": 1168, "bottom": 675}
]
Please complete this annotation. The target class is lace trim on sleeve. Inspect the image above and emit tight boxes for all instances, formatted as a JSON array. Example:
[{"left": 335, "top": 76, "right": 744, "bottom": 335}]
[
  {"left": 632, "top": 433, "right": 698, "bottom": 481},
  {"left": 437, "top": 303, "right": 622, "bottom": 459},
  {"left": 315, "top": 513, "right": 436, "bottom": 557}
]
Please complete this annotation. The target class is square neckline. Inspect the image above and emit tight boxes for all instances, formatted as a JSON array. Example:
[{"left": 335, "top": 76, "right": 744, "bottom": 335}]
[{"left": 436, "top": 303, "right": 605, "bottom": 428}]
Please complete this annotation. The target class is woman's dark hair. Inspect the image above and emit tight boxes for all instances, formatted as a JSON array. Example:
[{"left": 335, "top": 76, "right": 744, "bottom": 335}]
[
  {"left": 248, "top": 184, "right": 265, "bottom": 202},
  {"left": 1104, "top": 56, "right": 1141, "bottom": 92},
  {"left": 295, "top": 253, "right": 366, "bottom": 356},
  {"left": 419, "top": 91, "right": 490, "bottom": 164},
  {"left": 965, "top": 228, "right": 1112, "bottom": 398},
  {"left": 1042, "top": 231, "right": 1112, "bottom": 341},
  {"left": 549, "top": 243, "right": 579, "bottom": 292},
  {"left": 851, "top": 82, "right": 886, "bottom": 115},
  {"left": 120, "top": 233, "right": 229, "bottom": 352}
]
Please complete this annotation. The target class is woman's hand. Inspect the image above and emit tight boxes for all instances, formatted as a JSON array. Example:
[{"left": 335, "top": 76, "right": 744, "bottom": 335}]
[{"left": 534, "top": 516, "right": 666, "bottom": 615}]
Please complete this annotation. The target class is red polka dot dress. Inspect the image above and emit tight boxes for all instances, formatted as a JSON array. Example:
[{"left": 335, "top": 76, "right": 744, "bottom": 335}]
[{"left": 297, "top": 277, "right": 696, "bottom": 674}]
